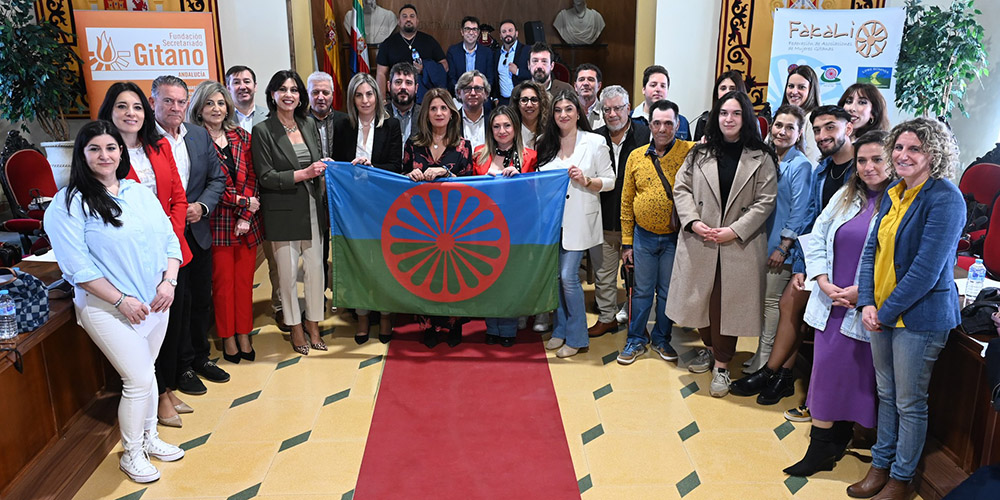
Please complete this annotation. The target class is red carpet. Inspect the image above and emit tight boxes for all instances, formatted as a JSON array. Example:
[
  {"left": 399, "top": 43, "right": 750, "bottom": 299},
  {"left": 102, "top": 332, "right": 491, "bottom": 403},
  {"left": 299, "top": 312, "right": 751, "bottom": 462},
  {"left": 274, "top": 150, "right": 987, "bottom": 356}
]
[{"left": 354, "top": 320, "right": 580, "bottom": 499}]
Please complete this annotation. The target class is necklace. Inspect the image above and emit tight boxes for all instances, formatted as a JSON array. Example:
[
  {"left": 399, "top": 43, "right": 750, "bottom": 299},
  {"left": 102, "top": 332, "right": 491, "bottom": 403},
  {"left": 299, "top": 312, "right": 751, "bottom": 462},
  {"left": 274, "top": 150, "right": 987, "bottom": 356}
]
[
  {"left": 281, "top": 122, "right": 298, "bottom": 134},
  {"left": 829, "top": 160, "right": 852, "bottom": 180},
  {"left": 431, "top": 134, "right": 446, "bottom": 149}
]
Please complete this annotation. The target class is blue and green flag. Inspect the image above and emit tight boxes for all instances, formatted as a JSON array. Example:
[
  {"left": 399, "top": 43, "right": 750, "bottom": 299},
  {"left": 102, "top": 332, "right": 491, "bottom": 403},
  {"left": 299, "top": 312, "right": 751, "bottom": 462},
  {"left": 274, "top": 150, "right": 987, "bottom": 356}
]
[{"left": 325, "top": 163, "right": 569, "bottom": 317}]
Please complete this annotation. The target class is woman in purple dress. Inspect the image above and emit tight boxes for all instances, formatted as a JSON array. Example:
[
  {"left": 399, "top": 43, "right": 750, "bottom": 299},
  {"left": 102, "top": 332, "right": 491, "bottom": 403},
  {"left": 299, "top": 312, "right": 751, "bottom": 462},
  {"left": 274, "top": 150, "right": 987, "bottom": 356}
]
[{"left": 784, "top": 131, "right": 891, "bottom": 476}]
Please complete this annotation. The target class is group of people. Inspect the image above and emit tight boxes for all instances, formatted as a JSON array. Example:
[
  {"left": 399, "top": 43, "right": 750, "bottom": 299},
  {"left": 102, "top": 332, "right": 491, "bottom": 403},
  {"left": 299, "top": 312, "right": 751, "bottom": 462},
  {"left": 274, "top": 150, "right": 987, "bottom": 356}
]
[{"left": 43, "top": 7, "right": 965, "bottom": 499}]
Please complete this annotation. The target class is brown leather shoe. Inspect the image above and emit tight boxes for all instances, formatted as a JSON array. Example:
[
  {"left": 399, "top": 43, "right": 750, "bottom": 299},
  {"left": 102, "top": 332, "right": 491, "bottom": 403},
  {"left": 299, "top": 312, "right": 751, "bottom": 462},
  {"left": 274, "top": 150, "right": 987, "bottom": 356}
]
[
  {"left": 587, "top": 320, "right": 618, "bottom": 338},
  {"left": 847, "top": 466, "right": 889, "bottom": 498},
  {"left": 871, "top": 478, "right": 909, "bottom": 500}
]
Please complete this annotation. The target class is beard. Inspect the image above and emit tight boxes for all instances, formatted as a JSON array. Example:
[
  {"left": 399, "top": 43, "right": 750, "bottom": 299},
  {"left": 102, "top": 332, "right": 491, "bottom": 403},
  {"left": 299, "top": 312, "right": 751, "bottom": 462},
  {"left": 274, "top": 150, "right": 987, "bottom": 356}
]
[
  {"left": 532, "top": 68, "right": 549, "bottom": 83},
  {"left": 503, "top": 35, "right": 514, "bottom": 45},
  {"left": 392, "top": 90, "right": 412, "bottom": 106},
  {"left": 607, "top": 118, "right": 627, "bottom": 133},
  {"left": 819, "top": 135, "right": 847, "bottom": 157},
  {"left": 402, "top": 23, "right": 416, "bottom": 34}
]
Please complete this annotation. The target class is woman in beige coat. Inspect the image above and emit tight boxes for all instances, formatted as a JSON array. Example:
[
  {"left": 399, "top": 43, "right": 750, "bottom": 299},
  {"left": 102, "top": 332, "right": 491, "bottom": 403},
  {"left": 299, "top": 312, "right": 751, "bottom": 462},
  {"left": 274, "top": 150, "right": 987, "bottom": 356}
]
[{"left": 665, "top": 91, "right": 777, "bottom": 397}]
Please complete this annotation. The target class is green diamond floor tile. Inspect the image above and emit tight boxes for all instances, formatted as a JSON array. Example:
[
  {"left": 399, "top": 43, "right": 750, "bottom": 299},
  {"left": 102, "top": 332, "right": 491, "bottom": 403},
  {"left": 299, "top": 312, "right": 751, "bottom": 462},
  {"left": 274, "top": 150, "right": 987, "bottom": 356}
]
[
  {"left": 253, "top": 283, "right": 260, "bottom": 289},
  {"left": 249, "top": 327, "right": 261, "bottom": 336},
  {"left": 228, "top": 482, "right": 261, "bottom": 500},
  {"left": 593, "top": 383, "right": 613, "bottom": 400},
  {"left": 581, "top": 423, "right": 604, "bottom": 445},
  {"left": 784, "top": 475, "right": 808, "bottom": 494},
  {"left": 679, "top": 348, "right": 700, "bottom": 363},
  {"left": 578, "top": 474, "right": 593, "bottom": 494},
  {"left": 275, "top": 356, "right": 302, "bottom": 370},
  {"left": 359, "top": 354, "right": 383, "bottom": 369},
  {"left": 341, "top": 489, "right": 355, "bottom": 500},
  {"left": 676, "top": 470, "right": 701, "bottom": 497},
  {"left": 601, "top": 351, "right": 619, "bottom": 365},
  {"left": 278, "top": 430, "right": 311, "bottom": 452},
  {"left": 324, "top": 388, "right": 351, "bottom": 405},
  {"left": 677, "top": 421, "right": 700, "bottom": 442},
  {"left": 115, "top": 489, "right": 146, "bottom": 500},
  {"left": 774, "top": 421, "right": 795, "bottom": 440},
  {"left": 179, "top": 433, "right": 211, "bottom": 451},
  {"left": 680, "top": 381, "right": 699, "bottom": 398},
  {"left": 230, "top": 390, "right": 262, "bottom": 408}
]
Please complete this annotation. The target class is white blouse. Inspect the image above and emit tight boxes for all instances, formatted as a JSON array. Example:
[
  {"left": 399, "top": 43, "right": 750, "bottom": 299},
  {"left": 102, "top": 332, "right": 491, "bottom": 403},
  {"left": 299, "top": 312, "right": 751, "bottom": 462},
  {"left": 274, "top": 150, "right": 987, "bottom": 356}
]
[
  {"left": 128, "top": 146, "right": 157, "bottom": 196},
  {"left": 356, "top": 118, "right": 375, "bottom": 159}
]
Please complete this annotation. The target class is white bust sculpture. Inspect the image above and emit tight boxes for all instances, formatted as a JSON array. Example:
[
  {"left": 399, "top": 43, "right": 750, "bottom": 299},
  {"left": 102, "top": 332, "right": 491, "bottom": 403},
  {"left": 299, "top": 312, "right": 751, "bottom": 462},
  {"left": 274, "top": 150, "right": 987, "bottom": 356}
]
[
  {"left": 343, "top": 0, "right": 397, "bottom": 45},
  {"left": 554, "top": 0, "right": 606, "bottom": 45}
]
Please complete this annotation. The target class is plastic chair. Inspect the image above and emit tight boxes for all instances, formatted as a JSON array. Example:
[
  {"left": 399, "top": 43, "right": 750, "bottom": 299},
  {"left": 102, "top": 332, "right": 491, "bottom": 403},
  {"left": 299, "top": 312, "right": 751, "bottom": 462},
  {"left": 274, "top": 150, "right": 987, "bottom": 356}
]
[{"left": 959, "top": 163, "right": 1000, "bottom": 207}]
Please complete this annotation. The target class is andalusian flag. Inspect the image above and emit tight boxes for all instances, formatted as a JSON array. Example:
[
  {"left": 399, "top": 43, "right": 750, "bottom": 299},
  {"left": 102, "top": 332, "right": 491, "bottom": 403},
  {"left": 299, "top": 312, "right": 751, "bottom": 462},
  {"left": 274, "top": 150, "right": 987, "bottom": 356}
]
[
  {"left": 322, "top": 0, "right": 344, "bottom": 110},
  {"left": 350, "top": 0, "right": 370, "bottom": 74},
  {"left": 326, "top": 163, "right": 568, "bottom": 317}
]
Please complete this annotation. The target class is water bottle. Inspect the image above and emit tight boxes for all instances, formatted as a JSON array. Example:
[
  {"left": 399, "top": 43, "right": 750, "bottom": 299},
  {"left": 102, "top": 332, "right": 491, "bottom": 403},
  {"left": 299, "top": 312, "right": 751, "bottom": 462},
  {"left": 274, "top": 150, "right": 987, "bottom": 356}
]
[
  {"left": 0, "top": 290, "right": 18, "bottom": 340},
  {"left": 966, "top": 259, "right": 987, "bottom": 306}
]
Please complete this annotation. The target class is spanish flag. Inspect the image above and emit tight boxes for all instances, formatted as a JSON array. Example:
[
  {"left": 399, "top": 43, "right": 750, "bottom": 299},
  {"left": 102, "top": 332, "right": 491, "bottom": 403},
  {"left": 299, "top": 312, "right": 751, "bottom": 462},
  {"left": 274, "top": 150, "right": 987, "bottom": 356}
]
[
  {"left": 350, "top": 0, "right": 370, "bottom": 74},
  {"left": 322, "top": 0, "right": 344, "bottom": 110}
]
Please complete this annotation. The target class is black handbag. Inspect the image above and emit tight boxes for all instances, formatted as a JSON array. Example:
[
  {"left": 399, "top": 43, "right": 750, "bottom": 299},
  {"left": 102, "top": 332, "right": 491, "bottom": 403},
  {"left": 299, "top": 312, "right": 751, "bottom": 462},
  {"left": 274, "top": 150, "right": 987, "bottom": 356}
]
[
  {"left": 0, "top": 242, "right": 22, "bottom": 268},
  {"left": 0, "top": 267, "right": 49, "bottom": 332}
]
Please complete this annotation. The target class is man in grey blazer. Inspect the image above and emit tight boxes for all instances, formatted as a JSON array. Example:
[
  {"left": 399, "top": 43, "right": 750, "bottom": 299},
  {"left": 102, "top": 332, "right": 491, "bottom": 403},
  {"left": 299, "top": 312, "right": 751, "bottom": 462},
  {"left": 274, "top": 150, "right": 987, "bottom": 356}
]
[
  {"left": 150, "top": 75, "right": 228, "bottom": 394},
  {"left": 226, "top": 65, "right": 269, "bottom": 132}
]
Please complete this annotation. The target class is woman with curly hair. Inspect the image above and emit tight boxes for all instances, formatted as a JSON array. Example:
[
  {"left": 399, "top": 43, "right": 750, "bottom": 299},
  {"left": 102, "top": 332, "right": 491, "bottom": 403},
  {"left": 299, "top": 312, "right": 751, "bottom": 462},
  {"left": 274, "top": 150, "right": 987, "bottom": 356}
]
[
  {"left": 511, "top": 81, "right": 549, "bottom": 149},
  {"left": 850, "top": 118, "right": 965, "bottom": 500}
]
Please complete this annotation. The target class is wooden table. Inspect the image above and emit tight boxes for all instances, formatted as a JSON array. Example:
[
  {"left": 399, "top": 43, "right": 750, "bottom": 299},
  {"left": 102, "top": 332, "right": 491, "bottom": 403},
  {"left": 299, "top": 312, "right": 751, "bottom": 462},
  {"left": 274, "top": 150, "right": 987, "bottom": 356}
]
[{"left": 0, "top": 260, "right": 119, "bottom": 499}]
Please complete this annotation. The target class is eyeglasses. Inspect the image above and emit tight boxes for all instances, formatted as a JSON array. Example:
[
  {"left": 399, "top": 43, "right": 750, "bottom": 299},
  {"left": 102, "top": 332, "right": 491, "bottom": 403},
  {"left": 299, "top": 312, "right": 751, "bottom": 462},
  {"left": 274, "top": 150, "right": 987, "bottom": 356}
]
[
  {"left": 601, "top": 104, "right": 628, "bottom": 114},
  {"left": 463, "top": 85, "right": 486, "bottom": 93},
  {"left": 462, "top": 26, "right": 480, "bottom": 32},
  {"left": 519, "top": 97, "right": 539, "bottom": 104}
]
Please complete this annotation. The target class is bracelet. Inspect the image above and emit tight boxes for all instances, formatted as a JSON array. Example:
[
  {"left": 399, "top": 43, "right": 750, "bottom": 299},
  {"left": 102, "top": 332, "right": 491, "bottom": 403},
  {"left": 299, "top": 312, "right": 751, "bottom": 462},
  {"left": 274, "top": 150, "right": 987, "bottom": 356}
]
[
  {"left": 777, "top": 248, "right": 788, "bottom": 256},
  {"left": 113, "top": 293, "right": 126, "bottom": 308}
]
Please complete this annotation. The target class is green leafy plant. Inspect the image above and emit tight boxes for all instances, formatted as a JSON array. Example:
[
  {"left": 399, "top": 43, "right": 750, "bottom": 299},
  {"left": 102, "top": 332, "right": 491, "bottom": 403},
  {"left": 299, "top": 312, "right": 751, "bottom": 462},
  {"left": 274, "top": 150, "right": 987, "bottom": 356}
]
[
  {"left": 895, "top": 0, "right": 989, "bottom": 120},
  {"left": 0, "top": 0, "right": 83, "bottom": 141}
]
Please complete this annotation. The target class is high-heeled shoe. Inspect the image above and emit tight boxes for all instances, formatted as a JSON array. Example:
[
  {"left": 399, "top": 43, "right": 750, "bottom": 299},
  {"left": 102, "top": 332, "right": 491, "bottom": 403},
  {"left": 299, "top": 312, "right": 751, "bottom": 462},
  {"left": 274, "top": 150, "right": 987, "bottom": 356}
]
[
  {"left": 158, "top": 414, "right": 182, "bottom": 428},
  {"left": 422, "top": 329, "right": 439, "bottom": 348},
  {"left": 173, "top": 402, "right": 194, "bottom": 414},
  {"left": 378, "top": 330, "right": 393, "bottom": 344},
  {"left": 240, "top": 348, "right": 256, "bottom": 362},
  {"left": 223, "top": 350, "right": 242, "bottom": 364},
  {"left": 311, "top": 339, "right": 328, "bottom": 351},
  {"left": 290, "top": 338, "right": 309, "bottom": 356},
  {"left": 355, "top": 332, "right": 370, "bottom": 344}
]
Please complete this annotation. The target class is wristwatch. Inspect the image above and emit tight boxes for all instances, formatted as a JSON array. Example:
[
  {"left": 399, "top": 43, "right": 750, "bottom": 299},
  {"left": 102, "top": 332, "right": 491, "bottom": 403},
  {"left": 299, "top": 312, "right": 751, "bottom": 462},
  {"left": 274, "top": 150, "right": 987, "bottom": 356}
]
[
  {"left": 237, "top": 196, "right": 250, "bottom": 208},
  {"left": 162, "top": 278, "right": 178, "bottom": 287}
]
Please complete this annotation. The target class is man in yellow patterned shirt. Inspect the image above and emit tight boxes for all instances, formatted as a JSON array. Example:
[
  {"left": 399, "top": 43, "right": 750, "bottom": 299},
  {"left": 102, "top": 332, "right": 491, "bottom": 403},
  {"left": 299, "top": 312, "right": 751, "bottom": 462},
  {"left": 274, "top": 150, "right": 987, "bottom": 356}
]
[{"left": 616, "top": 100, "right": 694, "bottom": 365}]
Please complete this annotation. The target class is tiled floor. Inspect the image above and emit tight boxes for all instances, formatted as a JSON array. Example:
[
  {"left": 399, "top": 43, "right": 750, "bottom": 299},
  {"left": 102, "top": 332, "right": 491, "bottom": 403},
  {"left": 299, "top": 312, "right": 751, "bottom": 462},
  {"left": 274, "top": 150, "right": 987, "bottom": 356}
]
[{"left": 73, "top": 266, "right": 919, "bottom": 500}]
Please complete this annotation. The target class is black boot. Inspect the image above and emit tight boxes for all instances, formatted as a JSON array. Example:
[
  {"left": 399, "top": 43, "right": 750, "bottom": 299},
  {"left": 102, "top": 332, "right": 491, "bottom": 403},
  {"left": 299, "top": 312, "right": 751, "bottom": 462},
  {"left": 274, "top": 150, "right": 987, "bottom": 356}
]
[
  {"left": 757, "top": 367, "right": 794, "bottom": 405},
  {"left": 729, "top": 366, "right": 775, "bottom": 396},
  {"left": 783, "top": 425, "right": 846, "bottom": 476},
  {"left": 422, "top": 329, "right": 440, "bottom": 348},
  {"left": 832, "top": 420, "right": 855, "bottom": 449}
]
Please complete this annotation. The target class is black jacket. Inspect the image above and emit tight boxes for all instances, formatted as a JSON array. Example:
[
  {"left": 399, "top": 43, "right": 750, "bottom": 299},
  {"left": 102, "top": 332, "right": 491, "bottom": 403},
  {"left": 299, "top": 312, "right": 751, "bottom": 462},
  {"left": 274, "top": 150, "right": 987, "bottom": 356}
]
[{"left": 593, "top": 121, "right": 650, "bottom": 232}]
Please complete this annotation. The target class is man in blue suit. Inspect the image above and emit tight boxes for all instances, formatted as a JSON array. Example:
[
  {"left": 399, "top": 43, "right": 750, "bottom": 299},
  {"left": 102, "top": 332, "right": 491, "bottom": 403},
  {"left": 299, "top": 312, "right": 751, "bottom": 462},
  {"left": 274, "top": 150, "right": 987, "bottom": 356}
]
[
  {"left": 446, "top": 16, "right": 495, "bottom": 98},
  {"left": 493, "top": 19, "right": 530, "bottom": 106}
]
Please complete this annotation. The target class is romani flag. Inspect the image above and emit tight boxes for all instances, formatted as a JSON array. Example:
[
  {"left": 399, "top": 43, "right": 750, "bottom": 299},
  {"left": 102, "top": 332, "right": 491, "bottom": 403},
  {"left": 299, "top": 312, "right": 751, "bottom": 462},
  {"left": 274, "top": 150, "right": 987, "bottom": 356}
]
[
  {"left": 350, "top": 0, "right": 370, "bottom": 74},
  {"left": 325, "top": 163, "right": 568, "bottom": 317},
  {"left": 322, "top": 0, "right": 344, "bottom": 110}
]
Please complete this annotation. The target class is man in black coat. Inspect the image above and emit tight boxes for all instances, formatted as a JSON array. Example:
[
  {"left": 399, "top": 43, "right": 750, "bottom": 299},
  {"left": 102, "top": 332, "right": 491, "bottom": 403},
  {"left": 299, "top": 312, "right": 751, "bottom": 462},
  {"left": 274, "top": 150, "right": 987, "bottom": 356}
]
[{"left": 589, "top": 85, "right": 650, "bottom": 338}]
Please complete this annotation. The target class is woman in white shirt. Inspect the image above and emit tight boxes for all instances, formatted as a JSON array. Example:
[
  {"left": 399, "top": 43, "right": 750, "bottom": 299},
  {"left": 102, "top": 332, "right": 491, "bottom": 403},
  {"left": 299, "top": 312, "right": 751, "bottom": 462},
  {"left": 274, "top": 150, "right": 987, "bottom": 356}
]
[{"left": 536, "top": 90, "right": 614, "bottom": 358}]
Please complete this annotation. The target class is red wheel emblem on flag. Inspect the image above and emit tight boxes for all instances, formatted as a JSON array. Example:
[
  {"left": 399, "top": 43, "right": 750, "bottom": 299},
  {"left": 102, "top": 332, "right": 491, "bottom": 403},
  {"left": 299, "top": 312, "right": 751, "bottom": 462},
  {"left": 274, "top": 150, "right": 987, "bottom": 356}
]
[{"left": 382, "top": 183, "right": 510, "bottom": 302}]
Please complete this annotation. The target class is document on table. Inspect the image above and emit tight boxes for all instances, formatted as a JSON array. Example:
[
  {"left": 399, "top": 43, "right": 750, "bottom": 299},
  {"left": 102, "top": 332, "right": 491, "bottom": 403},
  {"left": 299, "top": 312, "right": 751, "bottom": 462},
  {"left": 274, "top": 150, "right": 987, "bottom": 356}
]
[
  {"left": 22, "top": 252, "right": 57, "bottom": 262},
  {"left": 796, "top": 233, "right": 814, "bottom": 292}
]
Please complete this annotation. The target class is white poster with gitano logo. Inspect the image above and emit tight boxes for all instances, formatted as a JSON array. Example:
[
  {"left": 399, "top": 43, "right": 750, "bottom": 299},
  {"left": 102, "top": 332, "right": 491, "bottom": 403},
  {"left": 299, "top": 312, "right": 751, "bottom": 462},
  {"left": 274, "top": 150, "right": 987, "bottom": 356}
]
[{"left": 767, "top": 7, "right": 905, "bottom": 120}]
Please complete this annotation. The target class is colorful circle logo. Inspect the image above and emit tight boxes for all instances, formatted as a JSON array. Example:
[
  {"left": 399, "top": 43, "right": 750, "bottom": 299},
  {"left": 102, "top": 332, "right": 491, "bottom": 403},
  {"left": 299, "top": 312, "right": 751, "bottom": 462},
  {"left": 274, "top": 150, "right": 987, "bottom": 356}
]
[{"left": 381, "top": 183, "right": 510, "bottom": 302}]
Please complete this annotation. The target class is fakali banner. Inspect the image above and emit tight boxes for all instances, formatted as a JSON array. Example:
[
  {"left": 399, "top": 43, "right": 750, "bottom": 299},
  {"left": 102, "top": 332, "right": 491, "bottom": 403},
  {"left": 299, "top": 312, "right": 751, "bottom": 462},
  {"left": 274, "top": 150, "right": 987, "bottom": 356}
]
[
  {"left": 74, "top": 10, "right": 220, "bottom": 118},
  {"left": 767, "top": 7, "right": 905, "bottom": 119},
  {"left": 326, "top": 163, "right": 568, "bottom": 318}
]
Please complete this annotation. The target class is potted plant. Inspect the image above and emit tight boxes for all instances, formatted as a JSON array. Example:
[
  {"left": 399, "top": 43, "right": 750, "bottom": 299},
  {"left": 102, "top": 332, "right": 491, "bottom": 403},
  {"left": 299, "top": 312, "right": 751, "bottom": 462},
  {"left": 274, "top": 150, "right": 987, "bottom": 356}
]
[
  {"left": 895, "top": 0, "right": 989, "bottom": 120},
  {"left": 0, "top": 0, "right": 83, "bottom": 186}
]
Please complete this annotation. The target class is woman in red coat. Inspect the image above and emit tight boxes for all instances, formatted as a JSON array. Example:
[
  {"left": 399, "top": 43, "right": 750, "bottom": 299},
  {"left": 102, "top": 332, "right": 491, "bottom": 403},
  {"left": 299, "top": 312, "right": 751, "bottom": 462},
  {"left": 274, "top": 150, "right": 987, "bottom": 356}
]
[
  {"left": 98, "top": 82, "right": 191, "bottom": 428},
  {"left": 472, "top": 105, "right": 537, "bottom": 176},
  {"left": 188, "top": 81, "right": 263, "bottom": 364}
]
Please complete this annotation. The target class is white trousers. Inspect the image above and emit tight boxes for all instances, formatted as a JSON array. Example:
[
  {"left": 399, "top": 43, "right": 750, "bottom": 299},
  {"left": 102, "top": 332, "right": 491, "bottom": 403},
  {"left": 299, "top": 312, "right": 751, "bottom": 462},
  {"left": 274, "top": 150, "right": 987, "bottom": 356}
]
[
  {"left": 75, "top": 290, "right": 169, "bottom": 453},
  {"left": 271, "top": 199, "right": 325, "bottom": 324}
]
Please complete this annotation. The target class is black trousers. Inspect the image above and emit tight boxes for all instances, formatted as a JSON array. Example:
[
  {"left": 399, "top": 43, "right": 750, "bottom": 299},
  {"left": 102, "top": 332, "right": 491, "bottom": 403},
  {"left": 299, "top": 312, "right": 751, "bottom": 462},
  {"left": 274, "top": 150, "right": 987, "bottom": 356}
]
[
  {"left": 155, "top": 266, "right": 189, "bottom": 393},
  {"left": 179, "top": 231, "right": 214, "bottom": 370}
]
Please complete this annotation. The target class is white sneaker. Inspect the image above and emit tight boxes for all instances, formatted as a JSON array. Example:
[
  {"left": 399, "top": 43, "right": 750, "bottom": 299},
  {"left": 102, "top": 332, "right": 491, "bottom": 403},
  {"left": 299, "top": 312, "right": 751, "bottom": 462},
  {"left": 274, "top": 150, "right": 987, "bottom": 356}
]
[
  {"left": 120, "top": 449, "right": 160, "bottom": 483},
  {"left": 545, "top": 336, "right": 565, "bottom": 350},
  {"left": 533, "top": 313, "right": 552, "bottom": 332},
  {"left": 615, "top": 304, "right": 628, "bottom": 324},
  {"left": 710, "top": 367, "right": 731, "bottom": 398},
  {"left": 144, "top": 431, "right": 185, "bottom": 462}
]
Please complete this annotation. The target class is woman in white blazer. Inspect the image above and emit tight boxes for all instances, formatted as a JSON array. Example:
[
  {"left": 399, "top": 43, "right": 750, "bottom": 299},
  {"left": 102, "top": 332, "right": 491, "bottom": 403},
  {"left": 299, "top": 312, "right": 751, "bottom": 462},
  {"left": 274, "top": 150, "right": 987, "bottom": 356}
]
[{"left": 536, "top": 90, "right": 614, "bottom": 358}]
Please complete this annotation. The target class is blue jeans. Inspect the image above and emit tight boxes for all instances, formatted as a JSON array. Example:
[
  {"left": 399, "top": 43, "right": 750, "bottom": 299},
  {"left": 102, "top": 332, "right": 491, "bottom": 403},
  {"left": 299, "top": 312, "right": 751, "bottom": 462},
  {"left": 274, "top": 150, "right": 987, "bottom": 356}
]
[
  {"left": 626, "top": 225, "right": 677, "bottom": 347},
  {"left": 485, "top": 317, "right": 518, "bottom": 337},
  {"left": 552, "top": 248, "right": 588, "bottom": 348},
  {"left": 869, "top": 325, "right": 949, "bottom": 481}
]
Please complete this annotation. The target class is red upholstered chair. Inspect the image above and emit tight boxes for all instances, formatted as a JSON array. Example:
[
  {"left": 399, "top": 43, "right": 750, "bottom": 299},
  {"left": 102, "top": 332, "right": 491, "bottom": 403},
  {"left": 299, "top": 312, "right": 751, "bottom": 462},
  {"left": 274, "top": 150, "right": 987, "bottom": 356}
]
[
  {"left": 552, "top": 62, "right": 570, "bottom": 85},
  {"left": 958, "top": 193, "right": 1000, "bottom": 279},
  {"left": 1, "top": 149, "right": 57, "bottom": 254},
  {"left": 959, "top": 163, "right": 1000, "bottom": 207},
  {"left": 758, "top": 116, "right": 768, "bottom": 140}
]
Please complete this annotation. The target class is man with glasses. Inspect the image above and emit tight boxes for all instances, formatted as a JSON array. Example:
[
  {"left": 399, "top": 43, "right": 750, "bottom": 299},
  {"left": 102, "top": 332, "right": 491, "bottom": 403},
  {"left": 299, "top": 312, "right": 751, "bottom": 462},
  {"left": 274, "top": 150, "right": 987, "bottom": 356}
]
[
  {"left": 456, "top": 70, "right": 490, "bottom": 148},
  {"left": 493, "top": 19, "right": 530, "bottom": 106},
  {"left": 446, "top": 16, "right": 495, "bottom": 98},
  {"left": 616, "top": 99, "right": 693, "bottom": 365},
  {"left": 588, "top": 85, "right": 649, "bottom": 338},
  {"left": 149, "top": 75, "right": 227, "bottom": 393}
]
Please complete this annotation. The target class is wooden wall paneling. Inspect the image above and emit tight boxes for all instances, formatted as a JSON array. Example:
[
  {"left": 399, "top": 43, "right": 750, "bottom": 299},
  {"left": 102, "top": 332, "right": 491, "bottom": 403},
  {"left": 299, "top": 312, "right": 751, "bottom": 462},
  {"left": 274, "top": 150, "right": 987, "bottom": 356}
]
[
  {"left": 926, "top": 332, "right": 979, "bottom": 469},
  {"left": 0, "top": 347, "right": 57, "bottom": 494},
  {"left": 42, "top": 321, "right": 106, "bottom": 431},
  {"left": 333, "top": 0, "right": 636, "bottom": 97}
]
